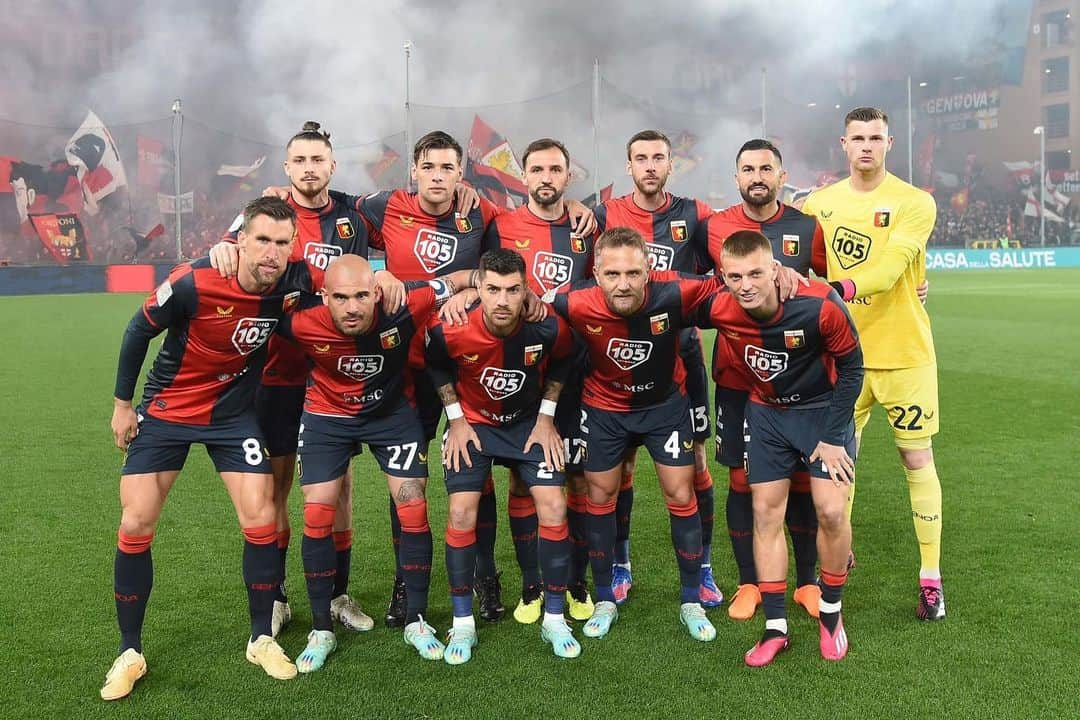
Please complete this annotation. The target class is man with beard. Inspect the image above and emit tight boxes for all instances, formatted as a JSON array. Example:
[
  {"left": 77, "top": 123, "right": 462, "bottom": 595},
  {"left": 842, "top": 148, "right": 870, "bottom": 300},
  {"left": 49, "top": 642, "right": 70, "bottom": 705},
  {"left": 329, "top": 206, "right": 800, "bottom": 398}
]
[
  {"left": 704, "top": 139, "right": 827, "bottom": 621},
  {"left": 591, "top": 130, "right": 718, "bottom": 609},
  {"left": 102, "top": 197, "right": 321, "bottom": 699},
  {"left": 427, "top": 248, "right": 580, "bottom": 663},
  {"left": 480, "top": 139, "right": 595, "bottom": 624}
]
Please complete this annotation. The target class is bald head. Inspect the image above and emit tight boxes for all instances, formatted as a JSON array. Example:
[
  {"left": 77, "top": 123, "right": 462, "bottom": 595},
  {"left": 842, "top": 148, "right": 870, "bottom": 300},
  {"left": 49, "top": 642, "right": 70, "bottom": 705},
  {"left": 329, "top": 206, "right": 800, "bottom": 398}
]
[
  {"left": 324, "top": 254, "right": 374, "bottom": 291},
  {"left": 321, "top": 255, "right": 381, "bottom": 336}
]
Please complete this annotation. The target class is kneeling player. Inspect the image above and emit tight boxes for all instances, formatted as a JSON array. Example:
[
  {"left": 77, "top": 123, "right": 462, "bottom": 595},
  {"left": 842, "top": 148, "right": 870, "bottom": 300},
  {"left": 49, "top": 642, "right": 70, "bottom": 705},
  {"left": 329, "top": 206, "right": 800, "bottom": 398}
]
[
  {"left": 278, "top": 255, "right": 472, "bottom": 670},
  {"left": 428, "top": 248, "right": 580, "bottom": 664},
  {"left": 691, "top": 231, "right": 863, "bottom": 666}
]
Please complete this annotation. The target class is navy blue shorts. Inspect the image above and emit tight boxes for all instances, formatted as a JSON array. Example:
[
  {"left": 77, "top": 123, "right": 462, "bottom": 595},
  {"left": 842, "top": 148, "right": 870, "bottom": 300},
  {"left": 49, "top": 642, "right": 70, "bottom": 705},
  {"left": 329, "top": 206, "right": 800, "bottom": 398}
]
[
  {"left": 297, "top": 402, "right": 428, "bottom": 485},
  {"left": 680, "top": 327, "right": 711, "bottom": 442},
  {"left": 122, "top": 410, "right": 271, "bottom": 475},
  {"left": 555, "top": 370, "right": 587, "bottom": 474},
  {"left": 581, "top": 391, "right": 695, "bottom": 473},
  {"left": 744, "top": 401, "right": 856, "bottom": 484},
  {"left": 442, "top": 419, "right": 564, "bottom": 494},
  {"left": 256, "top": 384, "right": 305, "bottom": 457},
  {"left": 714, "top": 386, "right": 750, "bottom": 468}
]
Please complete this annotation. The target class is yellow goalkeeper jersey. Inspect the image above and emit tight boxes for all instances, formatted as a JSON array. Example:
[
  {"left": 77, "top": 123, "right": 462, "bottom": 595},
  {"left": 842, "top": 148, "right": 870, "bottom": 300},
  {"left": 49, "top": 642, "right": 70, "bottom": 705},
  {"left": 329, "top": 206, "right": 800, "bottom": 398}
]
[{"left": 802, "top": 171, "right": 936, "bottom": 369}]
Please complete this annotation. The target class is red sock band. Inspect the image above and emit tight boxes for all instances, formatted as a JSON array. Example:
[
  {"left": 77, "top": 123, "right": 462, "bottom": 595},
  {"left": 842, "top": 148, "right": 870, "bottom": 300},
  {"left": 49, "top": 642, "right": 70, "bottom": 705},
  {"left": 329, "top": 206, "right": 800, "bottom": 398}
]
[
  {"left": 566, "top": 492, "right": 588, "bottom": 513},
  {"left": 620, "top": 473, "right": 634, "bottom": 491},
  {"left": 445, "top": 525, "right": 477, "bottom": 548},
  {"left": 666, "top": 498, "right": 699, "bottom": 518},
  {"left": 242, "top": 522, "right": 278, "bottom": 545},
  {"left": 117, "top": 530, "right": 153, "bottom": 554},
  {"left": 820, "top": 569, "right": 848, "bottom": 588},
  {"left": 301, "top": 503, "right": 335, "bottom": 539},
  {"left": 332, "top": 529, "right": 353, "bottom": 552},
  {"left": 276, "top": 528, "right": 291, "bottom": 549},
  {"left": 729, "top": 466, "right": 750, "bottom": 494},
  {"left": 759, "top": 580, "right": 787, "bottom": 594},
  {"left": 508, "top": 494, "right": 537, "bottom": 518},
  {"left": 539, "top": 522, "right": 570, "bottom": 542},
  {"left": 791, "top": 470, "right": 812, "bottom": 494},
  {"left": 694, "top": 468, "right": 714, "bottom": 492},
  {"left": 396, "top": 498, "right": 430, "bottom": 533},
  {"left": 585, "top": 497, "right": 617, "bottom": 515}
]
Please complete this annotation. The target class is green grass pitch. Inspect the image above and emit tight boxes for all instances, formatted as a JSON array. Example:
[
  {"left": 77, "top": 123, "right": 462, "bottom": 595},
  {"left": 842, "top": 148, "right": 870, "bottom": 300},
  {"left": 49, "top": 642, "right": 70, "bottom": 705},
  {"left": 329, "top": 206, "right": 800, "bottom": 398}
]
[{"left": 1, "top": 269, "right": 1078, "bottom": 718}]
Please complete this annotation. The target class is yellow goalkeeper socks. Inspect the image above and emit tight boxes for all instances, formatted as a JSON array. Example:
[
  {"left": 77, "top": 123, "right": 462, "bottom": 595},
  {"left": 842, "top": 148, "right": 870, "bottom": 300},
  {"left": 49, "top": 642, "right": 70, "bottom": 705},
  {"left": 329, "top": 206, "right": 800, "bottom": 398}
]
[{"left": 904, "top": 463, "right": 942, "bottom": 574}]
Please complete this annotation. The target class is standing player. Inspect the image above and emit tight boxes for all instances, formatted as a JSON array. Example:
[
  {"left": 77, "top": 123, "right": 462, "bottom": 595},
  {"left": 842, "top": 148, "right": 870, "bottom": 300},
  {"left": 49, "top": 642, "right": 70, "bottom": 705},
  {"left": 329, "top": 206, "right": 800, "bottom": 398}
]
[
  {"left": 427, "top": 248, "right": 581, "bottom": 663},
  {"left": 213, "top": 121, "right": 378, "bottom": 637},
  {"left": 332, "top": 131, "right": 596, "bottom": 626},
  {"left": 705, "top": 139, "right": 827, "bottom": 620},
  {"left": 592, "top": 130, "right": 719, "bottom": 607},
  {"left": 691, "top": 230, "right": 862, "bottom": 666},
  {"left": 480, "top": 138, "right": 595, "bottom": 624},
  {"left": 551, "top": 227, "right": 719, "bottom": 643},
  {"left": 802, "top": 107, "right": 945, "bottom": 620},
  {"left": 102, "top": 197, "right": 316, "bottom": 700},
  {"left": 276, "top": 256, "right": 475, "bottom": 671}
]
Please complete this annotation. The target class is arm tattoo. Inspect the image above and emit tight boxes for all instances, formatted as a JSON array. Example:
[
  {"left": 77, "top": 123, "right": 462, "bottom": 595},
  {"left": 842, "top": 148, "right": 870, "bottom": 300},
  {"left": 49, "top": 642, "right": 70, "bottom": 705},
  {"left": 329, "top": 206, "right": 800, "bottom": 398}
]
[
  {"left": 436, "top": 383, "right": 459, "bottom": 407},
  {"left": 541, "top": 379, "right": 564, "bottom": 402}
]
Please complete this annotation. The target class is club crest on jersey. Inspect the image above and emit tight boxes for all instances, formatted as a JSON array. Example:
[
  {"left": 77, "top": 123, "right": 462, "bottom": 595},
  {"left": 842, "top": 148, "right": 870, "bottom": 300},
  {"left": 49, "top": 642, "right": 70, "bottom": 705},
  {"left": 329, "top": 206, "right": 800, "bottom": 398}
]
[
  {"left": 379, "top": 328, "right": 401, "bottom": 349},
  {"left": 606, "top": 338, "right": 653, "bottom": 371},
  {"left": 831, "top": 227, "right": 872, "bottom": 271},
  {"left": 646, "top": 243, "right": 674, "bottom": 271},
  {"left": 784, "top": 330, "right": 805, "bottom": 349},
  {"left": 335, "top": 218, "right": 355, "bottom": 240},
  {"left": 524, "top": 343, "right": 544, "bottom": 366},
  {"left": 650, "top": 313, "right": 669, "bottom": 335},
  {"left": 313, "top": 343, "right": 331, "bottom": 354},
  {"left": 782, "top": 234, "right": 800, "bottom": 256},
  {"left": 399, "top": 215, "right": 414, "bottom": 227},
  {"left": 231, "top": 318, "right": 278, "bottom": 355},
  {"left": 414, "top": 228, "right": 458, "bottom": 273},
  {"left": 874, "top": 209, "right": 891, "bottom": 227},
  {"left": 338, "top": 355, "right": 384, "bottom": 381},
  {"left": 532, "top": 252, "right": 573, "bottom": 294},
  {"left": 304, "top": 242, "right": 343, "bottom": 271},
  {"left": 743, "top": 344, "right": 789, "bottom": 382},
  {"left": 282, "top": 291, "right": 301, "bottom": 312},
  {"left": 479, "top": 367, "right": 526, "bottom": 400},
  {"left": 455, "top": 213, "right": 472, "bottom": 233},
  {"left": 216, "top": 305, "right": 235, "bottom": 317},
  {"left": 570, "top": 234, "right": 586, "bottom": 253},
  {"left": 670, "top": 220, "right": 688, "bottom": 243}
]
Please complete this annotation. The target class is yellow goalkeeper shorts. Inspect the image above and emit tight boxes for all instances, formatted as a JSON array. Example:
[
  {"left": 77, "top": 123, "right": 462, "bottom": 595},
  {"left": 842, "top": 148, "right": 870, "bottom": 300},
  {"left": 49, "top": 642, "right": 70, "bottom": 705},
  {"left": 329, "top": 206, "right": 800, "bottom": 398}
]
[{"left": 853, "top": 364, "right": 939, "bottom": 443}]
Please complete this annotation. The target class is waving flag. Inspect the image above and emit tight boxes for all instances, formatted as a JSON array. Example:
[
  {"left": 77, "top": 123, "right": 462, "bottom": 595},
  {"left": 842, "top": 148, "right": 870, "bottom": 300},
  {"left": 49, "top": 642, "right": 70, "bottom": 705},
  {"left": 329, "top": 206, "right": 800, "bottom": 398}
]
[
  {"left": 65, "top": 110, "right": 128, "bottom": 214},
  {"left": 466, "top": 115, "right": 528, "bottom": 209}
]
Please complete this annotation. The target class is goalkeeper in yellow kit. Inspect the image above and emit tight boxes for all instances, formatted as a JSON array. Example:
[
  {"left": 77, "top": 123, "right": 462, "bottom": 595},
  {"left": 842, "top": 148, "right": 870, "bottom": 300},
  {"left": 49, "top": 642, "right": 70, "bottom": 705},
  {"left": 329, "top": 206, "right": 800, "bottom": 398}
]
[{"left": 802, "top": 107, "right": 945, "bottom": 621}]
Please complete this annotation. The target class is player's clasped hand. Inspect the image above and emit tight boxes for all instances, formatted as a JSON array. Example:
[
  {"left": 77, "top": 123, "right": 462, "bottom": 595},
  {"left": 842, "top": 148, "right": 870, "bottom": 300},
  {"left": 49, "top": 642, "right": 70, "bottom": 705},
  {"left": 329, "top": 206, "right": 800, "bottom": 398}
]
[
  {"left": 111, "top": 402, "right": 139, "bottom": 450},
  {"left": 524, "top": 416, "right": 566, "bottom": 472},
  {"left": 809, "top": 441, "right": 855, "bottom": 486},
  {"left": 442, "top": 419, "right": 482, "bottom": 472}
]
